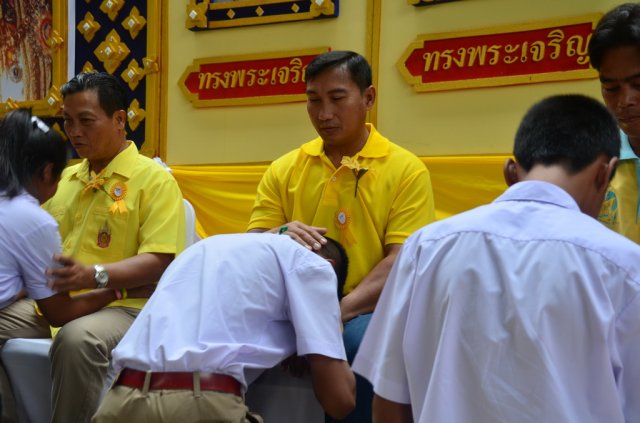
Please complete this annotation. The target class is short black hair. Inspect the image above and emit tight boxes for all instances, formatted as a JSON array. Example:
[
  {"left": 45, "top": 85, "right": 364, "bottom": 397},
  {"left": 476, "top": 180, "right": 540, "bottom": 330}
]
[
  {"left": 514, "top": 94, "right": 620, "bottom": 174},
  {"left": 0, "top": 109, "right": 68, "bottom": 198},
  {"left": 60, "top": 72, "right": 128, "bottom": 117},
  {"left": 317, "top": 237, "right": 349, "bottom": 299},
  {"left": 588, "top": 3, "right": 640, "bottom": 70},
  {"left": 305, "top": 51, "right": 372, "bottom": 93}
]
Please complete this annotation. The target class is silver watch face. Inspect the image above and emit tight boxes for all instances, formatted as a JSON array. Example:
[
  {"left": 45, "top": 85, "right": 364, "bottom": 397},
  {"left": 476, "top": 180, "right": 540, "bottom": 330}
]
[{"left": 94, "top": 265, "right": 109, "bottom": 288}]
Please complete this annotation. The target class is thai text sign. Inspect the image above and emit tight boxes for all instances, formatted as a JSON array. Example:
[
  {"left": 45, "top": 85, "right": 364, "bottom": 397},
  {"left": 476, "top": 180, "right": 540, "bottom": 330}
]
[
  {"left": 179, "top": 48, "right": 328, "bottom": 107},
  {"left": 397, "top": 15, "right": 600, "bottom": 92}
]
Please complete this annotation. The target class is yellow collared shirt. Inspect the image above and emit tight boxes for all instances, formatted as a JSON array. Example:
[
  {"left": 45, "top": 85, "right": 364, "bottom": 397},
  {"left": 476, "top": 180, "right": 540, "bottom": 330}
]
[
  {"left": 249, "top": 124, "right": 436, "bottom": 293},
  {"left": 44, "top": 142, "right": 185, "bottom": 310}
]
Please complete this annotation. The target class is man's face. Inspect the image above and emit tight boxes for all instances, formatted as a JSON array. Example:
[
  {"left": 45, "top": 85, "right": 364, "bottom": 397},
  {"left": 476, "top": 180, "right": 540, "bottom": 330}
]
[
  {"left": 62, "top": 89, "right": 125, "bottom": 164},
  {"left": 598, "top": 45, "right": 640, "bottom": 140},
  {"left": 306, "top": 66, "right": 374, "bottom": 150}
]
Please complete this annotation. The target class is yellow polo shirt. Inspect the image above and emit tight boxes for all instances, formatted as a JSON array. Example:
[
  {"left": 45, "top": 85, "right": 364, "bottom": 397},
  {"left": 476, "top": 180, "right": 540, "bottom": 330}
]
[
  {"left": 249, "top": 124, "right": 435, "bottom": 294},
  {"left": 44, "top": 142, "right": 185, "bottom": 310},
  {"left": 599, "top": 132, "right": 640, "bottom": 243}
]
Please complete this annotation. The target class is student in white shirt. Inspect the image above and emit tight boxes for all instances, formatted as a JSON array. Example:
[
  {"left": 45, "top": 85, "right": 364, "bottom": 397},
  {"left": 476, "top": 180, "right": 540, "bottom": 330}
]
[
  {"left": 354, "top": 94, "right": 640, "bottom": 422},
  {"left": 94, "top": 233, "right": 355, "bottom": 422}
]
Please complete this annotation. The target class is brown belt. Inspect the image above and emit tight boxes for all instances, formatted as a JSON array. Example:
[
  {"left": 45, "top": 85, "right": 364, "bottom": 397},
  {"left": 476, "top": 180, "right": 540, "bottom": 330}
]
[{"left": 116, "top": 368, "right": 242, "bottom": 396}]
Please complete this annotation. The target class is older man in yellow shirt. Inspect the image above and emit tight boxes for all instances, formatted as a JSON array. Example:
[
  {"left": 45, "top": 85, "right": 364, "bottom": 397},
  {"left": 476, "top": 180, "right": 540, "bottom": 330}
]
[{"left": 2, "top": 72, "right": 184, "bottom": 423}]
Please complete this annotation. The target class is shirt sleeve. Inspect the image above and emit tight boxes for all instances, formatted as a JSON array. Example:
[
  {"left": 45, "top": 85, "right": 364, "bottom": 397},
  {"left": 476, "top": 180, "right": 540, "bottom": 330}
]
[
  {"left": 385, "top": 161, "right": 436, "bottom": 246},
  {"left": 614, "top": 288, "right": 640, "bottom": 421},
  {"left": 284, "top": 254, "right": 346, "bottom": 360},
  {"left": 248, "top": 163, "right": 287, "bottom": 231},
  {"left": 17, "top": 220, "right": 59, "bottom": 300},
  {"left": 352, "top": 241, "right": 417, "bottom": 404},
  {"left": 138, "top": 174, "right": 186, "bottom": 255}
]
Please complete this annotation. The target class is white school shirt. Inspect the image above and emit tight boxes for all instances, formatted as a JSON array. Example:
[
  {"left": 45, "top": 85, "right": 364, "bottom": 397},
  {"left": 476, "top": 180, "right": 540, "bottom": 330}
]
[
  {"left": 112, "top": 233, "right": 346, "bottom": 392},
  {"left": 353, "top": 181, "right": 640, "bottom": 423},
  {"left": 0, "top": 192, "right": 58, "bottom": 309}
]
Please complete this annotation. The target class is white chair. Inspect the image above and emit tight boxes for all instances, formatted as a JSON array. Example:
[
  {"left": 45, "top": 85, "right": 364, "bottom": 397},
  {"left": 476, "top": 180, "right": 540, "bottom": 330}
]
[{"left": 0, "top": 198, "right": 200, "bottom": 423}]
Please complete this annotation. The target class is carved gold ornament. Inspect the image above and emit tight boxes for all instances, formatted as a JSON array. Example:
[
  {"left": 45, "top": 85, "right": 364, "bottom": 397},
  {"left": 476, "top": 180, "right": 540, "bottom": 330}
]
[
  {"left": 45, "top": 86, "right": 63, "bottom": 115},
  {"left": 78, "top": 12, "right": 101, "bottom": 42},
  {"left": 127, "top": 99, "right": 145, "bottom": 131},
  {"left": 94, "top": 29, "right": 130, "bottom": 74},
  {"left": 47, "top": 30, "right": 65, "bottom": 51},
  {"left": 186, "top": 0, "right": 208, "bottom": 29},
  {"left": 100, "top": 0, "right": 125, "bottom": 22},
  {"left": 121, "top": 59, "right": 145, "bottom": 90},
  {"left": 122, "top": 7, "right": 146, "bottom": 39},
  {"left": 310, "top": 0, "right": 335, "bottom": 16},
  {"left": 142, "top": 56, "right": 159, "bottom": 75},
  {"left": 82, "top": 61, "right": 97, "bottom": 73}
]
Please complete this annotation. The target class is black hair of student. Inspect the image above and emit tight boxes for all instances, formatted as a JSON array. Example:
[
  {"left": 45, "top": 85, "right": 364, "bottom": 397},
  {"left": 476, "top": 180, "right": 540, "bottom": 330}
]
[
  {"left": 588, "top": 3, "right": 640, "bottom": 70},
  {"left": 0, "top": 109, "right": 68, "bottom": 198},
  {"left": 317, "top": 237, "right": 349, "bottom": 299},
  {"left": 513, "top": 94, "right": 620, "bottom": 174},
  {"left": 60, "top": 71, "right": 128, "bottom": 117},
  {"left": 305, "top": 51, "right": 372, "bottom": 93}
]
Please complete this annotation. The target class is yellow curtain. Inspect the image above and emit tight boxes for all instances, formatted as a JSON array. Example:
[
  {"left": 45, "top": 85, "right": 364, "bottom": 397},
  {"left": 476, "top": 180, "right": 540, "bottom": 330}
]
[{"left": 171, "top": 154, "right": 510, "bottom": 237}]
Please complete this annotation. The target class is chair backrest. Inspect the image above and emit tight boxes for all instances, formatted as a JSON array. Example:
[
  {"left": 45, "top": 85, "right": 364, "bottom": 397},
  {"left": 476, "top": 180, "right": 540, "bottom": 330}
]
[{"left": 183, "top": 198, "right": 200, "bottom": 247}]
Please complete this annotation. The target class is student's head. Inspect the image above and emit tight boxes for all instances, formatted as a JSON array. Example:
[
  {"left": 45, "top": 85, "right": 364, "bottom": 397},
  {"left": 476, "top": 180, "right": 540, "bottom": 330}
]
[
  {"left": 504, "top": 94, "right": 620, "bottom": 217},
  {"left": 316, "top": 237, "right": 349, "bottom": 299},
  {"left": 0, "top": 108, "right": 68, "bottom": 203},
  {"left": 60, "top": 72, "right": 128, "bottom": 170},
  {"left": 588, "top": 3, "right": 640, "bottom": 140},
  {"left": 305, "top": 51, "right": 375, "bottom": 153}
]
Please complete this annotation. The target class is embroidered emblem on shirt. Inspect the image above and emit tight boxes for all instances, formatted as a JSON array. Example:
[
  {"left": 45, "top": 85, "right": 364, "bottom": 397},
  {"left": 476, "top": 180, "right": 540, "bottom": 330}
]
[
  {"left": 335, "top": 208, "right": 356, "bottom": 246},
  {"left": 109, "top": 182, "right": 128, "bottom": 215},
  {"left": 97, "top": 221, "right": 111, "bottom": 248},
  {"left": 598, "top": 190, "right": 618, "bottom": 225}
]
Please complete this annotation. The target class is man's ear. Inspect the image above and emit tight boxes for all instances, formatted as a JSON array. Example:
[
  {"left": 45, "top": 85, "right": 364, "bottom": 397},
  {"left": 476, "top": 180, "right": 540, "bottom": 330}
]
[
  {"left": 364, "top": 85, "right": 376, "bottom": 111},
  {"left": 503, "top": 158, "right": 521, "bottom": 186},
  {"left": 113, "top": 110, "right": 126, "bottom": 130},
  {"left": 596, "top": 156, "right": 619, "bottom": 192}
]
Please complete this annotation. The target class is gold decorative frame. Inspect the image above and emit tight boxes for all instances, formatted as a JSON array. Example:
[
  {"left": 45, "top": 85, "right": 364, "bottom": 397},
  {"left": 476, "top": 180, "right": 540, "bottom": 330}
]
[
  {"left": 186, "top": 0, "right": 338, "bottom": 30},
  {"left": 0, "top": 0, "right": 68, "bottom": 116}
]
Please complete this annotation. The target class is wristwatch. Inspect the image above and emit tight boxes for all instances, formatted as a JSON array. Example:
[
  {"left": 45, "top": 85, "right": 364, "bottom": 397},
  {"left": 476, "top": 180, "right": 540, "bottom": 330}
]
[{"left": 94, "top": 264, "right": 109, "bottom": 289}]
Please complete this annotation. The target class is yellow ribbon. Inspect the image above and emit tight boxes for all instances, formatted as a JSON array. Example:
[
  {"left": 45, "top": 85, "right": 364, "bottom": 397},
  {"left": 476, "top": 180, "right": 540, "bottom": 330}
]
[
  {"left": 83, "top": 171, "right": 106, "bottom": 193},
  {"left": 108, "top": 182, "right": 128, "bottom": 215}
]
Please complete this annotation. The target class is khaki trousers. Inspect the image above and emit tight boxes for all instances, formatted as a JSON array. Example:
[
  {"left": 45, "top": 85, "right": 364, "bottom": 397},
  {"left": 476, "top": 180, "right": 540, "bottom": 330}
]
[
  {"left": 50, "top": 306, "right": 139, "bottom": 423},
  {"left": 0, "top": 298, "right": 51, "bottom": 423},
  {"left": 93, "top": 384, "right": 264, "bottom": 423}
]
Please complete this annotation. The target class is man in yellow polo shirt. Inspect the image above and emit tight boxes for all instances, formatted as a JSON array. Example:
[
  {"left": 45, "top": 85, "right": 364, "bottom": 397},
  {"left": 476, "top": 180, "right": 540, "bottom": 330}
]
[
  {"left": 19, "top": 72, "right": 184, "bottom": 422},
  {"left": 248, "top": 50, "right": 435, "bottom": 422},
  {"left": 589, "top": 4, "right": 640, "bottom": 243}
]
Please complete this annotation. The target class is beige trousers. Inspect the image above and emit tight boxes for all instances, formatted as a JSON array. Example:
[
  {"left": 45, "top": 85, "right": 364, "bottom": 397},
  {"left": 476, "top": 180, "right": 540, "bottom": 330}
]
[
  {"left": 50, "top": 306, "right": 139, "bottom": 423},
  {"left": 93, "top": 384, "right": 264, "bottom": 423}
]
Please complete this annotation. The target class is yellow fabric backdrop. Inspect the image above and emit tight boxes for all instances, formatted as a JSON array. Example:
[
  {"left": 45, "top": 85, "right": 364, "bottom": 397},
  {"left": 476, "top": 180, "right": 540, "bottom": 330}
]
[{"left": 171, "top": 155, "right": 510, "bottom": 237}]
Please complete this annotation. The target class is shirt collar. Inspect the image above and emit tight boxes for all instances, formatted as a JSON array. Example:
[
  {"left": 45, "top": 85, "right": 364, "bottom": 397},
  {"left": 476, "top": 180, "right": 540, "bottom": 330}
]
[
  {"left": 494, "top": 180, "right": 580, "bottom": 212},
  {"left": 71, "top": 142, "right": 138, "bottom": 182},
  {"left": 619, "top": 130, "right": 639, "bottom": 161},
  {"left": 300, "top": 124, "right": 390, "bottom": 158}
]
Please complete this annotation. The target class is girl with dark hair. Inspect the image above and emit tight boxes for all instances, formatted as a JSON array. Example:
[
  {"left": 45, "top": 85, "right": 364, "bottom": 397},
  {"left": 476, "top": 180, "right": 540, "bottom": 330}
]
[{"left": 0, "top": 109, "right": 144, "bottom": 328}]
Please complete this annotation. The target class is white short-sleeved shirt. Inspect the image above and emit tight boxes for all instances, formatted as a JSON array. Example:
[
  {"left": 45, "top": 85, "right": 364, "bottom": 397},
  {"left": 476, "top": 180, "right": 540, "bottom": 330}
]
[
  {"left": 354, "top": 181, "right": 640, "bottom": 423},
  {"left": 0, "top": 192, "right": 58, "bottom": 309},
  {"left": 112, "top": 233, "right": 346, "bottom": 392}
]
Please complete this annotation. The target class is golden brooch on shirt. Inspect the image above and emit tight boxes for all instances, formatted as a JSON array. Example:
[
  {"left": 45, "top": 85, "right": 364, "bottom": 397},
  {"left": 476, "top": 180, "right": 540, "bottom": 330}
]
[
  {"left": 109, "top": 182, "right": 128, "bottom": 215},
  {"left": 340, "top": 156, "right": 368, "bottom": 197},
  {"left": 335, "top": 207, "right": 356, "bottom": 246}
]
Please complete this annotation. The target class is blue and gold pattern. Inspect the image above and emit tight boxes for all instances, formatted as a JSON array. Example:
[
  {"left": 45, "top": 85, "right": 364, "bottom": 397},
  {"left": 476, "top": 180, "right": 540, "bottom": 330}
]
[
  {"left": 186, "top": 0, "right": 339, "bottom": 31},
  {"left": 73, "top": 0, "right": 159, "bottom": 157},
  {"left": 598, "top": 190, "right": 619, "bottom": 225}
]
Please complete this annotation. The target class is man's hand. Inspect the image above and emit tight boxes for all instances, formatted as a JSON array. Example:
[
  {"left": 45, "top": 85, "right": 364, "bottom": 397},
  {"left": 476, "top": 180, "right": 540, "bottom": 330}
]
[
  {"left": 251, "top": 220, "right": 328, "bottom": 251},
  {"left": 47, "top": 254, "right": 94, "bottom": 292}
]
